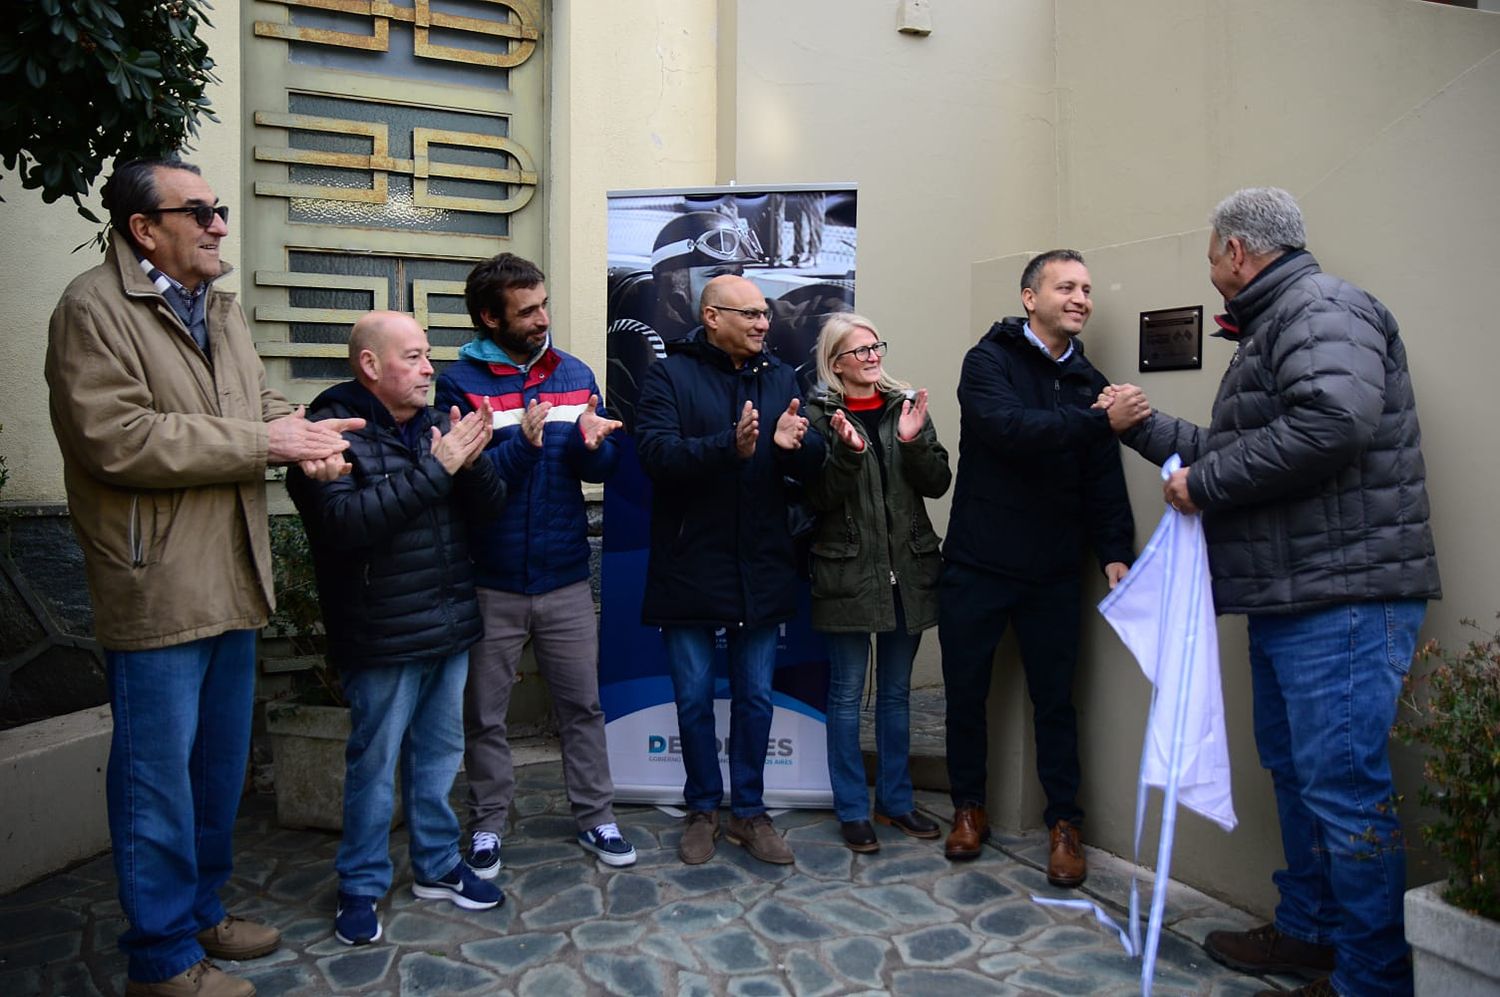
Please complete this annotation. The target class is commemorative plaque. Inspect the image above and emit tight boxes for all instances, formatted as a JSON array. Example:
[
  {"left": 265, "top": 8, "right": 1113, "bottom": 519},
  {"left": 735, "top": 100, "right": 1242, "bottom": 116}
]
[{"left": 1138, "top": 306, "right": 1202, "bottom": 372}]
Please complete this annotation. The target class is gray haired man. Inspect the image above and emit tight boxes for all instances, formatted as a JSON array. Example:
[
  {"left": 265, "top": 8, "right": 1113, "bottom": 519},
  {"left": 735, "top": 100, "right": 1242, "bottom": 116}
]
[{"left": 1103, "top": 187, "right": 1439, "bottom": 997}]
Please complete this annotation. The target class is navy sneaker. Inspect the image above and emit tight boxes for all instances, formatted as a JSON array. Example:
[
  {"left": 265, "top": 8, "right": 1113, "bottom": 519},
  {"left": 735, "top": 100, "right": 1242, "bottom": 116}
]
[
  {"left": 466, "top": 830, "right": 502, "bottom": 880},
  {"left": 334, "top": 892, "right": 382, "bottom": 945},
  {"left": 412, "top": 862, "right": 504, "bottom": 910},
  {"left": 578, "top": 822, "right": 638, "bottom": 867}
]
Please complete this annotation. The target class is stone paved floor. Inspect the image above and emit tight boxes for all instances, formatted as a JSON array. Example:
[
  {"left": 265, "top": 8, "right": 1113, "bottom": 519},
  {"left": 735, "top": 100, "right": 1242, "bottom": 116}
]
[{"left": 1, "top": 747, "right": 1309, "bottom": 997}]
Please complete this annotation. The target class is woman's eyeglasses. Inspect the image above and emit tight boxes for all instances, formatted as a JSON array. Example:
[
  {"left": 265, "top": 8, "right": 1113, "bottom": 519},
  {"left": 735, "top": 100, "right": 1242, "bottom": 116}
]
[{"left": 834, "top": 341, "right": 888, "bottom": 362}]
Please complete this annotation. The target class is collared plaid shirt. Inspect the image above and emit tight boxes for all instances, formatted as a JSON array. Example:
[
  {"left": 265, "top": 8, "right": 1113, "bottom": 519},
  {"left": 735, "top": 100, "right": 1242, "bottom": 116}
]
[{"left": 138, "top": 255, "right": 211, "bottom": 355}]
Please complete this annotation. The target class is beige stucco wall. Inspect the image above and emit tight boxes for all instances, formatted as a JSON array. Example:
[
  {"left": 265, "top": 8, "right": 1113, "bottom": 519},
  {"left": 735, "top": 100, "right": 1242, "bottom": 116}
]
[
  {"left": 726, "top": 0, "right": 1062, "bottom": 692},
  {"left": 1038, "top": 0, "right": 1500, "bottom": 912},
  {"left": 548, "top": 1, "right": 719, "bottom": 367}
]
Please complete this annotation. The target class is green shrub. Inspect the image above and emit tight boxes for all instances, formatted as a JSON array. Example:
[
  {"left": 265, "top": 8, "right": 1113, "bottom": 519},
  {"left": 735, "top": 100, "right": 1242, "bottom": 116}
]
[
  {"left": 267, "top": 514, "right": 343, "bottom": 705},
  {"left": 1397, "top": 615, "right": 1500, "bottom": 920}
]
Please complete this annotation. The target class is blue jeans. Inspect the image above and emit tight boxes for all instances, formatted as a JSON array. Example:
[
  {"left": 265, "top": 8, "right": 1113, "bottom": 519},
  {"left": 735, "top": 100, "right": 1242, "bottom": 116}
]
[
  {"left": 662, "top": 624, "right": 777, "bottom": 816},
  {"left": 1248, "top": 600, "right": 1425, "bottom": 997},
  {"left": 823, "top": 612, "right": 922, "bottom": 823},
  {"left": 105, "top": 630, "right": 256, "bottom": 983},
  {"left": 337, "top": 652, "right": 468, "bottom": 897}
]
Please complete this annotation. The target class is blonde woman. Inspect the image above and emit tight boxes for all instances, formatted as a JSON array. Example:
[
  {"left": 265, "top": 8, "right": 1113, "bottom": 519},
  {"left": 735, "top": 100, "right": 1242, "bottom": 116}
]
[{"left": 805, "top": 313, "right": 952, "bottom": 852}]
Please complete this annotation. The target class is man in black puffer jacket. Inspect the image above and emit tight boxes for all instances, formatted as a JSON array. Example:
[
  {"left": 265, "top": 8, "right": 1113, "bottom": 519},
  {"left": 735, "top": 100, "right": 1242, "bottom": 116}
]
[
  {"left": 636, "top": 274, "right": 825, "bottom": 868},
  {"left": 287, "top": 311, "right": 507, "bottom": 947},
  {"left": 1107, "top": 188, "right": 1440, "bottom": 997},
  {"left": 939, "top": 250, "right": 1142, "bottom": 888}
]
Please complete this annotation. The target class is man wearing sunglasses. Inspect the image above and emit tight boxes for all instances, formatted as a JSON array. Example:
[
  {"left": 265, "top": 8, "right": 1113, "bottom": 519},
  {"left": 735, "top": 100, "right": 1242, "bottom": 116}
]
[{"left": 45, "top": 157, "right": 362, "bottom": 997}]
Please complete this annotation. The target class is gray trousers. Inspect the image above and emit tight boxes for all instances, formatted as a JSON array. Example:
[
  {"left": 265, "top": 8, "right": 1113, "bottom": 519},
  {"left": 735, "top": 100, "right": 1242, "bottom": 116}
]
[{"left": 463, "top": 581, "right": 616, "bottom": 834}]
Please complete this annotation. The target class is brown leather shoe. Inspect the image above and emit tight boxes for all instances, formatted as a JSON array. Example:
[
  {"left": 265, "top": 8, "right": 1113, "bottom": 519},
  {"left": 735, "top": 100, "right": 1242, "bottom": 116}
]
[
  {"left": 679, "top": 810, "right": 720, "bottom": 865},
  {"left": 196, "top": 915, "right": 280, "bottom": 961},
  {"left": 1205, "top": 923, "right": 1336, "bottom": 979},
  {"left": 725, "top": 813, "right": 795, "bottom": 865},
  {"left": 1047, "top": 819, "right": 1087, "bottom": 887},
  {"left": 125, "top": 959, "right": 255, "bottom": 997},
  {"left": 944, "top": 804, "right": 990, "bottom": 861}
]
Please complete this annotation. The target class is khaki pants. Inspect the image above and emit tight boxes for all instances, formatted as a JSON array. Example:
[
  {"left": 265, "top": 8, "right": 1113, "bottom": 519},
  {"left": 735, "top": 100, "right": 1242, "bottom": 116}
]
[{"left": 463, "top": 581, "right": 616, "bottom": 835}]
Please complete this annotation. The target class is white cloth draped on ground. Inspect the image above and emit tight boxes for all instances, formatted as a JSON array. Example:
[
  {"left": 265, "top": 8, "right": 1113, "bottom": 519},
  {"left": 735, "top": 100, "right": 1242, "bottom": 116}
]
[{"left": 1032, "top": 453, "right": 1236, "bottom": 996}]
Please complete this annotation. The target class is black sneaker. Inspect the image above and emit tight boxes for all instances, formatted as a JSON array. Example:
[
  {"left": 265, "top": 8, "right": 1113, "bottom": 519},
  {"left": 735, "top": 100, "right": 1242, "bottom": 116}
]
[
  {"left": 578, "top": 822, "right": 638, "bottom": 867},
  {"left": 334, "top": 892, "right": 381, "bottom": 945},
  {"left": 466, "top": 830, "right": 502, "bottom": 880}
]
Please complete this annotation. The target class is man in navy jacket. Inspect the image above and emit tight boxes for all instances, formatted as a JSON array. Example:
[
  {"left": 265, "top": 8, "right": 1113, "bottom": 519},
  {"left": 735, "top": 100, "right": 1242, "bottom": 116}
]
[
  {"left": 939, "top": 250, "right": 1141, "bottom": 887},
  {"left": 635, "top": 274, "right": 826, "bottom": 866},
  {"left": 436, "top": 253, "right": 637, "bottom": 874}
]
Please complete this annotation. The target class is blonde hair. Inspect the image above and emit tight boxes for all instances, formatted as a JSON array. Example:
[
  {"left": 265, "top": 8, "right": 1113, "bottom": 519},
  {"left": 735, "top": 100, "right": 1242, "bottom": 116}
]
[{"left": 814, "top": 312, "right": 909, "bottom": 398}]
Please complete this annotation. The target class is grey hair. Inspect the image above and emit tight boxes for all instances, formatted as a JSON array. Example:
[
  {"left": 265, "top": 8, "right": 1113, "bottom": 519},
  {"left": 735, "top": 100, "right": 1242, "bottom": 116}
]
[
  {"left": 100, "top": 157, "right": 202, "bottom": 242},
  {"left": 1210, "top": 187, "right": 1306, "bottom": 256}
]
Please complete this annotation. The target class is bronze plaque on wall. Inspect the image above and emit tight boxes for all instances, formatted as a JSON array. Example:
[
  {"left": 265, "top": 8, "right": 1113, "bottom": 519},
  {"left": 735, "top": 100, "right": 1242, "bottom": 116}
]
[{"left": 1139, "top": 306, "right": 1202, "bottom": 372}]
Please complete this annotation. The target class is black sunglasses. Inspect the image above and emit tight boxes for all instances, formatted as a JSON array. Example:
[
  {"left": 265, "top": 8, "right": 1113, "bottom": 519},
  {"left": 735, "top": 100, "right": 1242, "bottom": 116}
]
[{"left": 151, "top": 203, "right": 230, "bottom": 229}]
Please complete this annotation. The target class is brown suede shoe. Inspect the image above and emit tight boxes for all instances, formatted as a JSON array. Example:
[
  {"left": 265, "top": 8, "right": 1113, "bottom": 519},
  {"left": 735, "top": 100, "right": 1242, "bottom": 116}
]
[
  {"left": 196, "top": 915, "right": 280, "bottom": 961},
  {"left": 125, "top": 959, "right": 254, "bottom": 997},
  {"left": 1205, "top": 923, "right": 1336, "bottom": 979},
  {"left": 944, "top": 804, "right": 990, "bottom": 861},
  {"left": 725, "top": 813, "right": 795, "bottom": 865},
  {"left": 1047, "top": 819, "right": 1087, "bottom": 887},
  {"left": 679, "top": 810, "right": 720, "bottom": 865}
]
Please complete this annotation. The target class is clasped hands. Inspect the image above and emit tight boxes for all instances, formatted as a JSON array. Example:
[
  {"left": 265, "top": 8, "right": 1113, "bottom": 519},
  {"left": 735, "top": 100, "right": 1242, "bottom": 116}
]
[{"left": 1093, "top": 384, "right": 1199, "bottom": 514}]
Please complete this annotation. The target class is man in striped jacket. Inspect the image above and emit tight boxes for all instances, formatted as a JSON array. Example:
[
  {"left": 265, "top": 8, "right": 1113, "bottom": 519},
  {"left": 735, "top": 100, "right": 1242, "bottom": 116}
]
[{"left": 436, "top": 253, "right": 636, "bottom": 873}]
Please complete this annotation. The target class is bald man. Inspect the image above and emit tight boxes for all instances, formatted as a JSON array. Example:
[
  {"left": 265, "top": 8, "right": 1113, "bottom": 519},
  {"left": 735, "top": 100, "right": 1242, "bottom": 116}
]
[
  {"left": 286, "top": 311, "right": 508, "bottom": 945},
  {"left": 635, "top": 274, "right": 826, "bottom": 866}
]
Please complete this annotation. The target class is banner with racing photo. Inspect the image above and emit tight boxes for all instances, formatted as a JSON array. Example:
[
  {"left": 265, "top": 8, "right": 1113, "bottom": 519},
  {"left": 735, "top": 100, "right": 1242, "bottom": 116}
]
[{"left": 601, "top": 184, "right": 858, "bottom": 807}]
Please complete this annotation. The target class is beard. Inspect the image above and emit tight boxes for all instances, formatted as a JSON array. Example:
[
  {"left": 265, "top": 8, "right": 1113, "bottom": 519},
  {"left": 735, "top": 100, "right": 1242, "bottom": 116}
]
[{"left": 490, "top": 320, "right": 543, "bottom": 357}]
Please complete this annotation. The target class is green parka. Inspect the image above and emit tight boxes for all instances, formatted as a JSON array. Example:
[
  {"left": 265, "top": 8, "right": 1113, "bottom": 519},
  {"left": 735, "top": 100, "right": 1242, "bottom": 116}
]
[{"left": 804, "top": 388, "right": 952, "bottom": 634}]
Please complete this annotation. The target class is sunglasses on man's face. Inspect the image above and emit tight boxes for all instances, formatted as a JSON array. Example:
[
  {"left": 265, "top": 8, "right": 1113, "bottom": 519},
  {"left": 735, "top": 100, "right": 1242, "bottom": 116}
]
[{"left": 152, "top": 203, "right": 230, "bottom": 229}]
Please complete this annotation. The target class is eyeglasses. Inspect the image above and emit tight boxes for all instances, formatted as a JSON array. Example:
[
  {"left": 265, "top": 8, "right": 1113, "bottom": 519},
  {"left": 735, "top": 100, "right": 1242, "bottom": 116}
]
[
  {"left": 834, "top": 341, "right": 888, "bottom": 362},
  {"left": 151, "top": 203, "right": 230, "bottom": 229},
  {"left": 707, "top": 304, "right": 773, "bottom": 322}
]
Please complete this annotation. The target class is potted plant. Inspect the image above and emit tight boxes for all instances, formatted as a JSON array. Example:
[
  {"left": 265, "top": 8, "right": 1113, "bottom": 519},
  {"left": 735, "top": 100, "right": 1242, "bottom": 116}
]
[
  {"left": 1397, "top": 615, "right": 1500, "bottom": 995},
  {"left": 260, "top": 514, "right": 400, "bottom": 831}
]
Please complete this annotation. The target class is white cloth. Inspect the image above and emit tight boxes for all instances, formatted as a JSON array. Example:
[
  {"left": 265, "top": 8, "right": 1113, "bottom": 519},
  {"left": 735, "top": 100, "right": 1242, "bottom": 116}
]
[
  {"left": 1031, "top": 454, "right": 1236, "bottom": 996},
  {"left": 1098, "top": 464, "right": 1237, "bottom": 832}
]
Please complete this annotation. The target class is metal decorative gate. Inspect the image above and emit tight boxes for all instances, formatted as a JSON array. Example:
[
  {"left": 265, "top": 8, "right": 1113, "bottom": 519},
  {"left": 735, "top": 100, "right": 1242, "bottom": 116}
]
[{"left": 242, "top": 0, "right": 545, "bottom": 394}]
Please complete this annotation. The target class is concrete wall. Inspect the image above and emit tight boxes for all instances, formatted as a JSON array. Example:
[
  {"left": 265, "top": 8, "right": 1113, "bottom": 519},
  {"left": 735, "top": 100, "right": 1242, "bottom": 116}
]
[
  {"left": 726, "top": 0, "right": 1062, "bottom": 691},
  {"left": 0, "top": 707, "right": 112, "bottom": 893},
  {"left": 1041, "top": 0, "right": 1500, "bottom": 912},
  {"left": 548, "top": 1, "right": 719, "bottom": 366}
]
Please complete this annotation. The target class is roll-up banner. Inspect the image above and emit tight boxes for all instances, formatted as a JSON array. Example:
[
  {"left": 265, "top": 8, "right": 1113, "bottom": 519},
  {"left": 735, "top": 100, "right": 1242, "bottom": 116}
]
[{"left": 601, "top": 184, "right": 858, "bottom": 807}]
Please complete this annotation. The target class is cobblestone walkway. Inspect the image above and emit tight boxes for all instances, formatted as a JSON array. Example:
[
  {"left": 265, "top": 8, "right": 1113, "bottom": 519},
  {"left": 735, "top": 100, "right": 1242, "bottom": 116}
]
[{"left": 1, "top": 749, "right": 1306, "bottom": 997}]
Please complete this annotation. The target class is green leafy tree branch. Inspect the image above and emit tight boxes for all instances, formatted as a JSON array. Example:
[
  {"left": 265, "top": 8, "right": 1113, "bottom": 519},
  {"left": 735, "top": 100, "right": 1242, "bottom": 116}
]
[{"left": 0, "top": 0, "right": 220, "bottom": 225}]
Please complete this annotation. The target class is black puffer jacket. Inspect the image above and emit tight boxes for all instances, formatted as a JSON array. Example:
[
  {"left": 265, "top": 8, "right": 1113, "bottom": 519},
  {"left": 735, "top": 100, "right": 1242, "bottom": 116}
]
[
  {"left": 944, "top": 318, "right": 1135, "bottom": 581},
  {"left": 635, "top": 328, "right": 826, "bottom": 628},
  {"left": 1123, "top": 251, "right": 1440, "bottom": 614},
  {"left": 286, "top": 380, "right": 507, "bottom": 670}
]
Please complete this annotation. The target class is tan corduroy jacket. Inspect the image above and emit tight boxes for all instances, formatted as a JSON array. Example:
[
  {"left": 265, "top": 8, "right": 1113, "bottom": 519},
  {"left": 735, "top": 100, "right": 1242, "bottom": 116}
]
[{"left": 44, "top": 230, "right": 293, "bottom": 650}]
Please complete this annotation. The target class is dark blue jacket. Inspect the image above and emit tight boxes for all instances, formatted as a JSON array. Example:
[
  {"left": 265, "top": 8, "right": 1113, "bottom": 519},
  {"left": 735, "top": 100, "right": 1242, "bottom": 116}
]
[
  {"left": 435, "top": 341, "right": 618, "bottom": 595},
  {"left": 286, "top": 380, "right": 506, "bottom": 671},
  {"left": 635, "top": 329, "right": 826, "bottom": 628},
  {"left": 945, "top": 317, "right": 1134, "bottom": 582}
]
